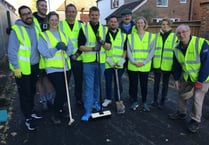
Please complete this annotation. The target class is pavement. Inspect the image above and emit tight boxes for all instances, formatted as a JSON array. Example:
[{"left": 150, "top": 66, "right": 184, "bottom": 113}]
[{"left": 1, "top": 66, "right": 209, "bottom": 145}]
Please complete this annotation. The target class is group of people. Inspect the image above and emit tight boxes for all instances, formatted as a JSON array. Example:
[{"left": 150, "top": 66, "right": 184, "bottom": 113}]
[{"left": 7, "top": 0, "right": 209, "bottom": 134}]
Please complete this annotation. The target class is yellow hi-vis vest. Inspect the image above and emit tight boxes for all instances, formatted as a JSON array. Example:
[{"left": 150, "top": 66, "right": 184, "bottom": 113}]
[
  {"left": 82, "top": 23, "right": 107, "bottom": 63},
  {"left": 106, "top": 29, "right": 125, "bottom": 69},
  {"left": 9, "top": 24, "right": 40, "bottom": 75},
  {"left": 174, "top": 36, "right": 209, "bottom": 82},
  {"left": 59, "top": 20, "right": 84, "bottom": 61},
  {"left": 153, "top": 32, "right": 177, "bottom": 71},
  {"left": 40, "top": 30, "right": 71, "bottom": 69},
  {"left": 127, "top": 31, "right": 155, "bottom": 72}
]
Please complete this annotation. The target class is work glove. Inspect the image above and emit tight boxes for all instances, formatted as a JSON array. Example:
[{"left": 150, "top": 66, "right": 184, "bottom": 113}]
[
  {"left": 92, "top": 43, "right": 101, "bottom": 51},
  {"left": 6, "top": 27, "right": 12, "bottom": 35},
  {"left": 106, "top": 57, "right": 115, "bottom": 67},
  {"left": 96, "top": 36, "right": 105, "bottom": 45},
  {"left": 14, "top": 69, "right": 22, "bottom": 78},
  {"left": 116, "top": 58, "right": 126, "bottom": 67},
  {"left": 194, "top": 82, "right": 202, "bottom": 89},
  {"left": 56, "top": 42, "right": 67, "bottom": 51},
  {"left": 70, "top": 54, "right": 79, "bottom": 60}
]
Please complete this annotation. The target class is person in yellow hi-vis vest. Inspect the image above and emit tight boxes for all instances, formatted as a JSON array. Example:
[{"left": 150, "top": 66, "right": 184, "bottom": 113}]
[
  {"left": 8, "top": 5, "right": 43, "bottom": 131},
  {"left": 78, "top": 6, "right": 111, "bottom": 121},
  {"left": 59, "top": 3, "right": 84, "bottom": 106},
  {"left": 38, "top": 11, "right": 74, "bottom": 124},
  {"left": 33, "top": 0, "right": 55, "bottom": 111},
  {"left": 151, "top": 18, "right": 177, "bottom": 109},
  {"left": 102, "top": 15, "right": 126, "bottom": 114},
  {"left": 127, "top": 16, "right": 155, "bottom": 112},
  {"left": 168, "top": 24, "right": 209, "bottom": 133}
]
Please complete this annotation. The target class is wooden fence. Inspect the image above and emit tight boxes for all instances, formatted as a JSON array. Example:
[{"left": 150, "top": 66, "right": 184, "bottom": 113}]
[{"left": 147, "top": 20, "right": 201, "bottom": 37}]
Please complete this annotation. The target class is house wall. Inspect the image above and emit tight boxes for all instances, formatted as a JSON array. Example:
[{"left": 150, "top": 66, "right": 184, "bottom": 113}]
[
  {"left": 141, "top": 0, "right": 191, "bottom": 21},
  {"left": 199, "top": 2, "right": 209, "bottom": 39},
  {"left": 98, "top": 0, "right": 124, "bottom": 24}
]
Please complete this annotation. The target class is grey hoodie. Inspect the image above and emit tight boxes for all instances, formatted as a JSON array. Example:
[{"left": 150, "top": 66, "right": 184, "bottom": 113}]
[{"left": 8, "top": 19, "right": 40, "bottom": 69}]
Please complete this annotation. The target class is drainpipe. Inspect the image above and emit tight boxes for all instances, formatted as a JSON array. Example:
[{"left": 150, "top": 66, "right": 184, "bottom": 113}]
[{"left": 188, "top": 0, "right": 192, "bottom": 20}]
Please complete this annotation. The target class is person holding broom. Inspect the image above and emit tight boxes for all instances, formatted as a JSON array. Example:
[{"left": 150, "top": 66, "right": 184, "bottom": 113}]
[
  {"left": 102, "top": 15, "right": 126, "bottom": 114},
  {"left": 38, "top": 11, "right": 74, "bottom": 124}
]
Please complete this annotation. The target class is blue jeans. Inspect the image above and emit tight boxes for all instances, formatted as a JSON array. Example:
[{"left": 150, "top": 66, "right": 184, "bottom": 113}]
[
  {"left": 83, "top": 63, "right": 105, "bottom": 113},
  {"left": 105, "top": 68, "right": 124, "bottom": 101}
]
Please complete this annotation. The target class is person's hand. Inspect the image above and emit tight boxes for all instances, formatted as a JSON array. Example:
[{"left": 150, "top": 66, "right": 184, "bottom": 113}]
[
  {"left": 14, "top": 69, "right": 22, "bottom": 78},
  {"left": 56, "top": 42, "right": 67, "bottom": 51},
  {"left": 116, "top": 58, "right": 125, "bottom": 67},
  {"left": 96, "top": 36, "right": 105, "bottom": 45},
  {"left": 194, "top": 82, "right": 202, "bottom": 89},
  {"left": 174, "top": 81, "right": 180, "bottom": 90},
  {"left": 106, "top": 57, "right": 115, "bottom": 67},
  {"left": 70, "top": 54, "right": 79, "bottom": 60},
  {"left": 134, "top": 62, "right": 144, "bottom": 67},
  {"left": 92, "top": 43, "right": 101, "bottom": 51}
]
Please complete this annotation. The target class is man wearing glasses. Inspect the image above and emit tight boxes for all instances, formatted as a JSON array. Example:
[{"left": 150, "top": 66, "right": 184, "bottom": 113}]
[{"left": 169, "top": 24, "right": 209, "bottom": 133}]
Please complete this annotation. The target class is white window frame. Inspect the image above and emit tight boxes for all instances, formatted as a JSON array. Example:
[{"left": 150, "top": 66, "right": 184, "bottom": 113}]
[
  {"left": 156, "top": 0, "right": 168, "bottom": 7},
  {"left": 180, "top": 0, "right": 187, "bottom": 3}
]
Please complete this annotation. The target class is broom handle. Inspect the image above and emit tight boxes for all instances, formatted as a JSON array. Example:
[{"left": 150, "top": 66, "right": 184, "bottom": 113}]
[
  {"left": 62, "top": 50, "right": 73, "bottom": 121},
  {"left": 115, "top": 68, "right": 121, "bottom": 101}
]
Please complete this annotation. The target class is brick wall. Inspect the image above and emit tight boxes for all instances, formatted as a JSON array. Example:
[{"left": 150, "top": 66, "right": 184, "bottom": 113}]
[{"left": 199, "top": 2, "right": 209, "bottom": 39}]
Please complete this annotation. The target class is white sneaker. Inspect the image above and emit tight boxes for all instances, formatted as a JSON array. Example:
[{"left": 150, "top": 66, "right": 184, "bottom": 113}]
[{"left": 102, "top": 99, "right": 112, "bottom": 107}]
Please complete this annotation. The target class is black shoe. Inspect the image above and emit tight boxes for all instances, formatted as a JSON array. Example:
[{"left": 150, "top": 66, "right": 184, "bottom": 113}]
[
  {"left": 51, "top": 115, "right": 61, "bottom": 124},
  {"left": 168, "top": 111, "right": 186, "bottom": 120},
  {"left": 188, "top": 119, "right": 200, "bottom": 133},
  {"left": 25, "top": 118, "right": 36, "bottom": 131},
  {"left": 151, "top": 101, "right": 159, "bottom": 107}
]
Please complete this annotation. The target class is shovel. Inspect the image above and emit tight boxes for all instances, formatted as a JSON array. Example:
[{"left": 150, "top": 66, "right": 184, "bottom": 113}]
[{"left": 114, "top": 68, "right": 125, "bottom": 114}]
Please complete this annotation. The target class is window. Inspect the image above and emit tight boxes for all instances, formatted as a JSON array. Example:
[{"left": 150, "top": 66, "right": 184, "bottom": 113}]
[
  {"left": 180, "top": 0, "right": 186, "bottom": 3},
  {"left": 156, "top": 0, "right": 168, "bottom": 7},
  {"left": 111, "top": 0, "right": 119, "bottom": 9}
]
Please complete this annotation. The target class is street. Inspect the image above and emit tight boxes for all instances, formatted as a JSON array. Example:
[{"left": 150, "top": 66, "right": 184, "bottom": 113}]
[{"left": 1, "top": 69, "right": 209, "bottom": 145}]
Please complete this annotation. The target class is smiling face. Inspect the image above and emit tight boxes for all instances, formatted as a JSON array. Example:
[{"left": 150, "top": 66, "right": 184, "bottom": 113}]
[
  {"left": 136, "top": 18, "right": 145, "bottom": 31},
  {"left": 65, "top": 5, "right": 77, "bottom": 23},
  {"left": 48, "top": 14, "right": 59, "bottom": 30},
  {"left": 37, "top": 1, "right": 47, "bottom": 16},
  {"left": 20, "top": 8, "right": 33, "bottom": 25},
  {"left": 176, "top": 25, "right": 191, "bottom": 45},
  {"left": 121, "top": 14, "right": 132, "bottom": 25},
  {"left": 161, "top": 20, "right": 171, "bottom": 32},
  {"left": 89, "top": 10, "right": 100, "bottom": 25},
  {"left": 108, "top": 17, "right": 118, "bottom": 30}
]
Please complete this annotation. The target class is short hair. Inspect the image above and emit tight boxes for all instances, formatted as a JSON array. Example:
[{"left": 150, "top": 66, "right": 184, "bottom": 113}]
[
  {"left": 89, "top": 6, "right": 100, "bottom": 15},
  {"left": 107, "top": 15, "right": 118, "bottom": 22},
  {"left": 176, "top": 24, "right": 190, "bottom": 33},
  {"left": 36, "top": 0, "right": 46, "bottom": 6},
  {"left": 135, "top": 16, "right": 148, "bottom": 30},
  {"left": 18, "top": 5, "right": 31, "bottom": 16},
  {"left": 161, "top": 18, "right": 172, "bottom": 26},
  {"left": 47, "top": 11, "right": 59, "bottom": 21},
  {"left": 65, "top": 3, "right": 77, "bottom": 13}
]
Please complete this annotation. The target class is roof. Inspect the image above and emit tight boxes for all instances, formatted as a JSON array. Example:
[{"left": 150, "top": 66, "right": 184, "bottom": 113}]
[{"left": 106, "top": 0, "right": 144, "bottom": 20}]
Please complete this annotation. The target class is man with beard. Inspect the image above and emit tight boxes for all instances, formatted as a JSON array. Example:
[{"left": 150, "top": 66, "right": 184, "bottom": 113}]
[
  {"left": 8, "top": 5, "right": 42, "bottom": 131},
  {"left": 33, "top": 0, "right": 55, "bottom": 111}
]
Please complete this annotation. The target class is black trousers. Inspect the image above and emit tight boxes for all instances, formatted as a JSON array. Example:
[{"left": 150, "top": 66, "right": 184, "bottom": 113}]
[
  {"left": 128, "top": 70, "right": 149, "bottom": 103},
  {"left": 15, "top": 64, "right": 39, "bottom": 119},
  {"left": 153, "top": 69, "right": 171, "bottom": 103},
  {"left": 48, "top": 71, "right": 70, "bottom": 115},
  {"left": 70, "top": 59, "right": 83, "bottom": 101}
]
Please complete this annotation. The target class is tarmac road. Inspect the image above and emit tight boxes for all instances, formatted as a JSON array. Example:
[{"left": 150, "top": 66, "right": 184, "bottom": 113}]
[{"left": 1, "top": 72, "right": 209, "bottom": 145}]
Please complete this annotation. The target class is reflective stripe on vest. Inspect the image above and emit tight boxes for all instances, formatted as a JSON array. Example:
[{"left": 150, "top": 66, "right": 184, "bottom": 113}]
[
  {"left": 59, "top": 20, "right": 83, "bottom": 60},
  {"left": 174, "top": 36, "right": 209, "bottom": 82},
  {"left": 128, "top": 32, "right": 155, "bottom": 72},
  {"left": 153, "top": 32, "right": 176, "bottom": 71},
  {"left": 9, "top": 25, "right": 32, "bottom": 75},
  {"left": 82, "top": 23, "right": 107, "bottom": 63},
  {"left": 41, "top": 30, "right": 71, "bottom": 69},
  {"left": 106, "top": 29, "right": 125, "bottom": 69}
]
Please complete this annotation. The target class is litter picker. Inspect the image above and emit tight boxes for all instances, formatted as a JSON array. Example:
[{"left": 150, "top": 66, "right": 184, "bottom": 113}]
[
  {"left": 62, "top": 50, "right": 74, "bottom": 125},
  {"left": 91, "top": 44, "right": 111, "bottom": 119},
  {"left": 114, "top": 68, "right": 125, "bottom": 114}
]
